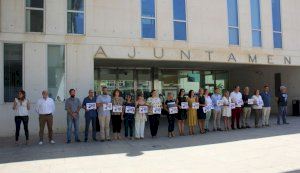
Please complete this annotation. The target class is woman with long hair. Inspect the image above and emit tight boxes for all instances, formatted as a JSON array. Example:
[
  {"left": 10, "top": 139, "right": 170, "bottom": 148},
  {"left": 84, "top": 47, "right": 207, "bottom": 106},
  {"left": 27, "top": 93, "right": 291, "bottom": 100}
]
[
  {"left": 13, "top": 90, "right": 30, "bottom": 145},
  {"left": 187, "top": 90, "right": 197, "bottom": 135},
  {"left": 176, "top": 89, "right": 187, "bottom": 136},
  {"left": 111, "top": 89, "right": 124, "bottom": 140},
  {"left": 197, "top": 88, "right": 206, "bottom": 134}
]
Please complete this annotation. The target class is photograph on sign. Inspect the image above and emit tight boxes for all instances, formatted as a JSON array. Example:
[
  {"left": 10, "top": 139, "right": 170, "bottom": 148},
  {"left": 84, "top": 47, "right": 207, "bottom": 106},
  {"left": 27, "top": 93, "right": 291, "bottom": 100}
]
[
  {"left": 86, "top": 103, "right": 97, "bottom": 110},
  {"left": 217, "top": 100, "right": 224, "bottom": 106},
  {"left": 139, "top": 106, "right": 148, "bottom": 114},
  {"left": 125, "top": 106, "right": 135, "bottom": 114},
  {"left": 169, "top": 107, "right": 178, "bottom": 114},
  {"left": 181, "top": 102, "right": 189, "bottom": 109},
  {"left": 192, "top": 102, "right": 199, "bottom": 109},
  {"left": 112, "top": 105, "right": 122, "bottom": 113},
  {"left": 152, "top": 107, "right": 162, "bottom": 114},
  {"left": 103, "top": 103, "right": 113, "bottom": 111}
]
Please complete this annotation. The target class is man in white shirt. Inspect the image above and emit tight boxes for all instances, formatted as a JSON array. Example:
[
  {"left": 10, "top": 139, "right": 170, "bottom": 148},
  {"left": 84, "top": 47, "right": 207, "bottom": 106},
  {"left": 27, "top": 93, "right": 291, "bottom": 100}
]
[
  {"left": 230, "top": 86, "right": 243, "bottom": 129},
  {"left": 36, "top": 90, "right": 55, "bottom": 145}
]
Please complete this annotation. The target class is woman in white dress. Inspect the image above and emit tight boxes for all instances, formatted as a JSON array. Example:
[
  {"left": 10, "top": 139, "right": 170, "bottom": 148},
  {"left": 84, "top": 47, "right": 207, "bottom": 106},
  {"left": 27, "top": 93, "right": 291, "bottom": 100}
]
[
  {"left": 252, "top": 89, "right": 264, "bottom": 128},
  {"left": 135, "top": 95, "right": 147, "bottom": 139},
  {"left": 222, "top": 90, "right": 232, "bottom": 131}
]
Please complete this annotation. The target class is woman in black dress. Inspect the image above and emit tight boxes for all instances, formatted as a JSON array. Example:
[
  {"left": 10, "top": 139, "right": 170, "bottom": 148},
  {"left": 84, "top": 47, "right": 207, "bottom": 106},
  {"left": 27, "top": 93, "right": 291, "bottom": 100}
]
[
  {"left": 197, "top": 88, "right": 207, "bottom": 134},
  {"left": 176, "top": 89, "right": 187, "bottom": 136}
]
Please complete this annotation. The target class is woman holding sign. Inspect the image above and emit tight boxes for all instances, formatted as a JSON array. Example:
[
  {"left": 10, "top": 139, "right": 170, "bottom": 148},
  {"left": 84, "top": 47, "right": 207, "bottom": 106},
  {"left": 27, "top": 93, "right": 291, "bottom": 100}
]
[
  {"left": 222, "top": 90, "right": 232, "bottom": 131},
  {"left": 123, "top": 94, "right": 135, "bottom": 139},
  {"left": 135, "top": 95, "right": 147, "bottom": 139},
  {"left": 147, "top": 90, "right": 162, "bottom": 138},
  {"left": 187, "top": 90, "right": 197, "bottom": 135},
  {"left": 164, "top": 92, "right": 177, "bottom": 138},
  {"left": 252, "top": 89, "right": 264, "bottom": 128},
  {"left": 197, "top": 88, "right": 207, "bottom": 134},
  {"left": 176, "top": 89, "right": 188, "bottom": 136},
  {"left": 111, "top": 89, "right": 124, "bottom": 140}
]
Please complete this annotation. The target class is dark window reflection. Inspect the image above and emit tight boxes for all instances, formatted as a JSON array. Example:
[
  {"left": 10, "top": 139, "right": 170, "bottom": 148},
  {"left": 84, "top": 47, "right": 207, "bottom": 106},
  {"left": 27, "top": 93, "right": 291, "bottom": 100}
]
[
  {"left": 26, "top": 9, "right": 44, "bottom": 32},
  {"left": 26, "top": 0, "right": 44, "bottom": 8},
  {"left": 68, "top": 0, "right": 84, "bottom": 11},
  {"left": 4, "top": 44, "right": 23, "bottom": 102},
  {"left": 67, "top": 12, "right": 84, "bottom": 34}
]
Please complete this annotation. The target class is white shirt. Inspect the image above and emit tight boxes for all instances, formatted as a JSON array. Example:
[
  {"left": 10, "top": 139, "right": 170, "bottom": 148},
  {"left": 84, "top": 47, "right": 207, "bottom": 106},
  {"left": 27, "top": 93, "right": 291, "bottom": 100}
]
[
  {"left": 252, "top": 95, "right": 264, "bottom": 109},
  {"left": 14, "top": 98, "right": 29, "bottom": 116},
  {"left": 230, "top": 91, "right": 243, "bottom": 107},
  {"left": 205, "top": 95, "right": 213, "bottom": 110},
  {"left": 36, "top": 97, "right": 55, "bottom": 115}
]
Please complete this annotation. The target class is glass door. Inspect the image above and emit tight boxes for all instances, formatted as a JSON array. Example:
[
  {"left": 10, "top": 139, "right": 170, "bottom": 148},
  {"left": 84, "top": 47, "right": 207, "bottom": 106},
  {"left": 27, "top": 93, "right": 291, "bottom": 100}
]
[
  {"left": 118, "top": 69, "right": 134, "bottom": 97},
  {"left": 136, "top": 69, "right": 152, "bottom": 99}
]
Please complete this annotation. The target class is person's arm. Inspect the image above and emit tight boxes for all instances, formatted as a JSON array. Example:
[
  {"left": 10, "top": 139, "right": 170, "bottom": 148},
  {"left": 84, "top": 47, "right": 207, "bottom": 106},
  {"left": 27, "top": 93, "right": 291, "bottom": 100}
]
[
  {"left": 176, "top": 98, "right": 181, "bottom": 109},
  {"left": 35, "top": 100, "right": 39, "bottom": 114},
  {"left": 82, "top": 99, "right": 87, "bottom": 112},
  {"left": 76, "top": 99, "right": 81, "bottom": 115},
  {"left": 12, "top": 99, "right": 17, "bottom": 110}
]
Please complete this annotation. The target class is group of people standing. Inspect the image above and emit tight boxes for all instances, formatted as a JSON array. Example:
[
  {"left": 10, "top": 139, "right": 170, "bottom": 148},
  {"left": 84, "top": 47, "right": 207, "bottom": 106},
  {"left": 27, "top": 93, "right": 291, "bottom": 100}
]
[{"left": 12, "top": 84, "right": 289, "bottom": 145}]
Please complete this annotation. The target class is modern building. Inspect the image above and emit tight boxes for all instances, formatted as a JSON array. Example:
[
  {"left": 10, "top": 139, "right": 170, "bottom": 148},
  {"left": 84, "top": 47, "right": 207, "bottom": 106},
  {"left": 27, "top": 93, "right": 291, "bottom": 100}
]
[{"left": 0, "top": 0, "right": 299, "bottom": 137}]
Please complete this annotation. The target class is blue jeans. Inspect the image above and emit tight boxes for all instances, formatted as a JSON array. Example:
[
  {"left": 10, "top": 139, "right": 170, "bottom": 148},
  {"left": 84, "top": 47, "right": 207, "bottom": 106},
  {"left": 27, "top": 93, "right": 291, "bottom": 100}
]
[
  {"left": 85, "top": 115, "right": 97, "bottom": 140},
  {"left": 278, "top": 106, "right": 287, "bottom": 124},
  {"left": 67, "top": 115, "right": 79, "bottom": 141}
]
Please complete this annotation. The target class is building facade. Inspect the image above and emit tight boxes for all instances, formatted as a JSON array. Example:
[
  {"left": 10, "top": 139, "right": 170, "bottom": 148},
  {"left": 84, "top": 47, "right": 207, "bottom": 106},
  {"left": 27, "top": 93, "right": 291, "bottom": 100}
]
[{"left": 0, "top": 0, "right": 300, "bottom": 137}]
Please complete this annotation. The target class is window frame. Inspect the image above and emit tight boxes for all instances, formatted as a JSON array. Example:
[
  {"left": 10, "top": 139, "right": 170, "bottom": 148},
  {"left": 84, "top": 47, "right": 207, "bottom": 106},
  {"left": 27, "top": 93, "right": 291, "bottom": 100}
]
[
  {"left": 3, "top": 42, "right": 24, "bottom": 103},
  {"left": 227, "top": 0, "right": 240, "bottom": 46},
  {"left": 140, "top": 0, "right": 157, "bottom": 39},
  {"left": 46, "top": 44, "right": 67, "bottom": 101},
  {"left": 173, "top": 0, "right": 188, "bottom": 41},
  {"left": 66, "top": 0, "right": 85, "bottom": 35},
  {"left": 250, "top": 0, "right": 262, "bottom": 47},
  {"left": 271, "top": 0, "right": 283, "bottom": 49},
  {"left": 24, "top": 0, "right": 45, "bottom": 33}
]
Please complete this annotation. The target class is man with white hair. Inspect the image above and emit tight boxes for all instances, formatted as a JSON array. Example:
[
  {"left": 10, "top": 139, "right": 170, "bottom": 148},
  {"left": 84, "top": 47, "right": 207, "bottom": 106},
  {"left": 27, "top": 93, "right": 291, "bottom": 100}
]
[
  {"left": 36, "top": 90, "right": 55, "bottom": 145},
  {"left": 277, "top": 86, "right": 289, "bottom": 125}
]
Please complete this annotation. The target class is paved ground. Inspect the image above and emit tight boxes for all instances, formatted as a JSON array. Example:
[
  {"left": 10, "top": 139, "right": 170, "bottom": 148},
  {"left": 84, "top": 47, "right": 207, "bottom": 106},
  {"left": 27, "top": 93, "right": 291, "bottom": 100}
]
[{"left": 0, "top": 115, "right": 300, "bottom": 173}]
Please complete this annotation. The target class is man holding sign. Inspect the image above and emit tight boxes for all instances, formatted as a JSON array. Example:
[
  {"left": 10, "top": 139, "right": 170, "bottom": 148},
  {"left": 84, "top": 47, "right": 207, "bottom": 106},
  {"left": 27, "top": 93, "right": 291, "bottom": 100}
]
[
  {"left": 96, "top": 86, "right": 112, "bottom": 142},
  {"left": 230, "top": 86, "right": 243, "bottom": 130},
  {"left": 82, "top": 90, "right": 98, "bottom": 142}
]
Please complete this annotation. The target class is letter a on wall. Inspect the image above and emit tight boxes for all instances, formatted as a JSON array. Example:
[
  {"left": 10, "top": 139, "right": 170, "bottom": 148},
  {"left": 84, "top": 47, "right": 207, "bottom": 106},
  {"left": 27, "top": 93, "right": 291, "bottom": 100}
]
[{"left": 95, "top": 46, "right": 107, "bottom": 58}]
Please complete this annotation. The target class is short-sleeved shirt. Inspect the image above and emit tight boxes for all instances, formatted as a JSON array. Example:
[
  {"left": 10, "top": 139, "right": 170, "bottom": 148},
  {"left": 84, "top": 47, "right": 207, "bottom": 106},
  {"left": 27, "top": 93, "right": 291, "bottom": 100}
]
[
  {"left": 260, "top": 92, "right": 271, "bottom": 107},
  {"left": 147, "top": 97, "right": 162, "bottom": 115},
  {"left": 96, "top": 94, "right": 112, "bottom": 116},
  {"left": 242, "top": 94, "right": 252, "bottom": 107},
  {"left": 82, "top": 96, "right": 97, "bottom": 117},
  {"left": 230, "top": 91, "right": 243, "bottom": 107},
  {"left": 65, "top": 97, "right": 81, "bottom": 116},
  {"left": 278, "top": 93, "right": 288, "bottom": 106},
  {"left": 112, "top": 97, "right": 124, "bottom": 115},
  {"left": 123, "top": 102, "right": 135, "bottom": 119}
]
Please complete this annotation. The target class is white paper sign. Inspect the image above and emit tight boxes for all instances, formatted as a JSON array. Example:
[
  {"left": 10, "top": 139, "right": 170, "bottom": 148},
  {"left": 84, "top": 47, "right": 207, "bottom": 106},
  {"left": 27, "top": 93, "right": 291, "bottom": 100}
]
[
  {"left": 112, "top": 105, "right": 122, "bottom": 113},
  {"left": 86, "top": 103, "right": 96, "bottom": 110},
  {"left": 217, "top": 100, "right": 224, "bottom": 106},
  {"left": 139, "top": 106, "right": 148, "bottom": 114},
  {"left": 203, "top": 106, "right": 210, "bottom": 113},
  {"left": 125, "top": 106, "right": 135, "bottom": 114},
  {"left": 208, "top": 104, "right": 214, "bottom": 110},
  {"left": 181, "top": 102, "right": 189, "bottom": 109},
  {"left": 236, "top": 99, "right": 243, "bottom": 106},
  {"left": 230, "top": 103, "right": 236, "bottom": 109},
  {"left": 152, "top": 107, "right": 162, "bottom": 114},
  {"left": 169, "top": 107, "right": 178, "bottom": 114},
  {"left": 192, "top": 102, "right": 199, "bottom": 109},
  {"left": 103, "top": 103, "right": 113, "bottom": 111},
  {"left": 247, "top": 99, "right": 254, "bottom": 105}
]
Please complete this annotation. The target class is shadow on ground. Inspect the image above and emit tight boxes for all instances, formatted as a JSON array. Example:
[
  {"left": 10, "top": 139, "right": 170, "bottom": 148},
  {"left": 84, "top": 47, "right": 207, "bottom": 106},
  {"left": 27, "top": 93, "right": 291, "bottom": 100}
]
[{"left": 0, "top": 116, "right": 299, "bottom": 164}]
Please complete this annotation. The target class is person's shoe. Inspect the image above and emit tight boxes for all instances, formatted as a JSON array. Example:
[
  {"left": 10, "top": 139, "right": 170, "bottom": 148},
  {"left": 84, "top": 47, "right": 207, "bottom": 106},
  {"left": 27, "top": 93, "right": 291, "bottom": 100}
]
[
  {"left": 75, "top": 139, "right": 81, "bottom": 142},
  {"left": 100, "top": 139, "right": 105, "bottom": 142},
  {"left": 38, "top": 141, "right": 43, "bottom": 145},
  {"left": 106, "top": 138, "right": 111, "bottom": 141},
  {"left": 283, "top": 122, "right": 290, "bottom": 125},
  {"left": 262, "top": 125, "right": 265, "bottom": 128},
  {"left": 92, "top": 138, "right": 98, "bottom": 142},
  {"left": 217, "top": 128, "right": 223, "bottom": 131},
  {"left": 277, "top": 122, "right": 281, "bottom": 125},
  {"left": 84, "top": 139, "right": 88, "bottom": 142},
  {"left": 232, "top": 128, "right": 236, "bottom": 130},
  {"left": 66, "top": 140, "right": 71, "bottom": 144},
  {"left": 50, "top": 140, "right": 55, "bottom": 144},
  {"left": 15, "top": 141, "right": 19, "bottom": 145},
  {"left": 237, "top": 126, "right": 241, "bottom": 129},
  {"left": 266, "top": 124, "right": 270, "bottom": 127},
  {"left": 255, "top": 125, "right": 260, "bottom": 128},
  {"left": 246, "top": 125, "right": 251, "bottom": 128}
]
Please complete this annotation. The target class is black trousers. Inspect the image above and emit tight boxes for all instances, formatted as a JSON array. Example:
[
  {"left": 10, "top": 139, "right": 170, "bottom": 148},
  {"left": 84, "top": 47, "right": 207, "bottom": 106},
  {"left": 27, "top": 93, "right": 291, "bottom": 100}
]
[
  {"left": 167, "top": 114, "right": 176, "bottom": 132},
  {"left": 111, "top": 115, "right": 122, "bottom": 133},
  {"left": 149, "top": 114, "right": 160, "bottom": 137},
  {"left": 15, "top": 116, "right": 29, "bottom": 141},
  {"left": 124, "top": 118, "right": 134, "bottom": 137}
]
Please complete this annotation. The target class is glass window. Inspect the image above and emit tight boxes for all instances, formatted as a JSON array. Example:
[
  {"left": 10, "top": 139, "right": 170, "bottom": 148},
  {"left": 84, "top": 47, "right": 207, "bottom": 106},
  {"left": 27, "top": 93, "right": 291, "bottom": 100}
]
[
  {"left": 4, "top": 44, "right": 23, "bottom": 102},
  {"left": 273, "top": 32, "right": 282, "bottom": 48},
  {"left": 47, "top": 45, "right": 65, "bottom": 101},
  {"left": 67, "top": 0, "right": 84, "bottom": 34},
  {"left": 141, "top": 0, "right": 156, "bottom": 38},
  {"left": 228, "top": 27, "right": 239, "bottom": 45},
  {"left": 174, "top": 21, "right": 187, "bottom": 41},
  {"left": 173, "top": 0, "right": 187, "bottom": 41},
  {"left": 137, "top": 69, "right": 152, "bottom": 99},
  {"left": 25, "top": 0, "right": 44, "bottom": 32},
  {"left": 272, "top": 0, "right": 282, "bottom": 48},
  {"left": 173, "top": 0, "right": 186, "bottom": 21},
  {"left": 227, "top": 0, "right": 239, "bottom": 45},
  {"left": 141, "top": 18, "right": 156, "bottom": 38},
  {"left": 251, "top": 0, "right": 262, "bottom": 47},
  {"left": 26, "top": 0, "right": 44, "bottom": 8}
]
